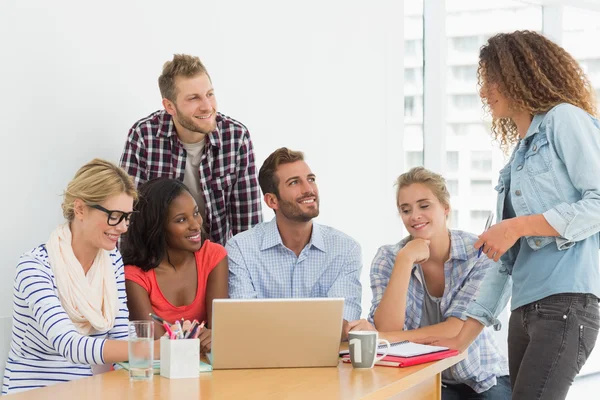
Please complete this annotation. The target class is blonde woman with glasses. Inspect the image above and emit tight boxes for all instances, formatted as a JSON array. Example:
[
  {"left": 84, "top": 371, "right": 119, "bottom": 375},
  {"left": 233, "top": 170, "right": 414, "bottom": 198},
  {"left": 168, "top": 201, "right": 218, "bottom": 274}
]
[{"left": 2, "top": 159, "right": 158, "bottom": 395}]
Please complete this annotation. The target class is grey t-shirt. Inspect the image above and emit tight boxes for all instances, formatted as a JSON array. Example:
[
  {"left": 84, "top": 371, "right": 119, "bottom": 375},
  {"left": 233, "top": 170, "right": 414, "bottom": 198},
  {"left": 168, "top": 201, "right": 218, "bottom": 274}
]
[
  {"left": 182, "top": 140, "right": 206, "bottom": 218},
  {"left": 417, "top": 264, "right": 460, "bottom": 385},
  {"left": 416, "top": 264, "right": 460, "bottom": 385},
  {"left": 416, "top": 264, "right": 443, "bottom": 328}
]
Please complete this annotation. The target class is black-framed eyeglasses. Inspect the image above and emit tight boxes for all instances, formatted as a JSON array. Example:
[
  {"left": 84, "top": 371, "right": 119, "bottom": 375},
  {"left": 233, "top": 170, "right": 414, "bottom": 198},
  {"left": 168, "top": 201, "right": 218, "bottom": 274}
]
[{"left": 89, "top": 204, "right": 134, "bottom": 226}]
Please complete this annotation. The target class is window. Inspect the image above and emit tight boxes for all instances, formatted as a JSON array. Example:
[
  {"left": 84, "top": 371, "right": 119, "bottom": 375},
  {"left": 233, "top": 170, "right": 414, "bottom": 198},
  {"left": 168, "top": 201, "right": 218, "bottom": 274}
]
[
  {"left": 563, "top": 6, "right": 600, "bottom": 110},
  {"left": 404, "top": 0, "right": 424, "bottom": 168},
  {"left": 450, "top": 209, "right": 460, "bottom": 229},
  {"left": 448, "top": 123, "right": 488, "bottom": 137},
  {"left": 405, "top": 151, "right": 424, "bottom": 170},
  {"left": 405, "top": 39, "right": 423, "bottom": 58},
  {"left": 446, "top": 151, "right": 459, "bottom": 172},
  {"left": 471, "top": 151, "right": 492, "bottom": 172},
  {"left": 445, "top": 0, "right": 541, "bottom": 236},
  {"left": 451, "top": 35, "right": 484, "bottom": 53},
  {"left": 470, "top": 179, "right": 492, "bottom": 196},
  {"left": 447, "top": 179, "right": 459, "bottom": 196},
  {"left": 451, "top": 94, "right": 479, "bottom": 110},
  {"left": 580, "top": 59, "right": 600, "bottom": 83},
  {"left": 451, "top": 65, "right": 478, "bottom": 84},
  {"left": 405, "top": 96, "right": 416, "bottom": 117},
  {"left": 405, "top": 67, "right": 423, "bottom": 86},
  {"left": 470, "top": 209, "right": 491, "bottom": 232}
]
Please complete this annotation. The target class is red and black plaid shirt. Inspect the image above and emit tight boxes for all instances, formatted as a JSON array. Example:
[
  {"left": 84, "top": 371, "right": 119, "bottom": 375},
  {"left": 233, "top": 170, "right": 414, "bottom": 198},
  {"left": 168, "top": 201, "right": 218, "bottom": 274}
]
[{"left": 120, "top": 110, "right": 262, "bottom": 245}]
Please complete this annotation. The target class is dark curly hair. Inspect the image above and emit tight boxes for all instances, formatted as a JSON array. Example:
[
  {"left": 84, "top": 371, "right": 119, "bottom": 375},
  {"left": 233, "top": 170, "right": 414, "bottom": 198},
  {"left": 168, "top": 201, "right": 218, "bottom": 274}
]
[
  {"left": 478, "top": 30, "right": 597, "bottom": 153},
  {"left": 121, "top": 178, "right": 205, "bottom": 271}
]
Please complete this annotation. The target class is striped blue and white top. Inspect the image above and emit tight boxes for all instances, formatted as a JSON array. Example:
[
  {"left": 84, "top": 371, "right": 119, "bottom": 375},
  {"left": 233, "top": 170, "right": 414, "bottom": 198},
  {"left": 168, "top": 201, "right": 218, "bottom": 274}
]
[{"left": 2, "top": 245, "right": 129, "bottom": 395}]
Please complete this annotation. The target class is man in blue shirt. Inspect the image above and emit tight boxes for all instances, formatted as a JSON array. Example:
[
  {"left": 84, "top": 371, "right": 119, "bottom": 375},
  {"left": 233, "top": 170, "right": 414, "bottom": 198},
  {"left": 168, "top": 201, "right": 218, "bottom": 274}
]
[{"left": 226, "top": 147, "right": 362, "bottom": 338}]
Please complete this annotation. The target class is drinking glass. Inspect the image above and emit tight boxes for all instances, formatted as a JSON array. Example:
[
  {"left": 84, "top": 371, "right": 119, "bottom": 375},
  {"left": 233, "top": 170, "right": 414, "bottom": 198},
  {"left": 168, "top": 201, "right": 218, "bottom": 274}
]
[{"left": 128, "top": 321, "right": 154, "bottom": 380}]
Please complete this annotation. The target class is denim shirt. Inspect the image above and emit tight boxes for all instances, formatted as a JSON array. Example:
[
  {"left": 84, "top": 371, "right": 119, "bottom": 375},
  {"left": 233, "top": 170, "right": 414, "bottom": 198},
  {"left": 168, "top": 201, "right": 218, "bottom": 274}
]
[{"left": 467, "top": 103, "right": 600, "bottom": 328}]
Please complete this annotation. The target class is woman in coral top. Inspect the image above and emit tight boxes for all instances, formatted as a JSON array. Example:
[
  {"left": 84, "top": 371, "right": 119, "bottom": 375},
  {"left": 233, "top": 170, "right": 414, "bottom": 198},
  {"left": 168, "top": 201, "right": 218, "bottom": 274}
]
[{"left": 121, "top": 178, "right": 228, "bottom": 352}]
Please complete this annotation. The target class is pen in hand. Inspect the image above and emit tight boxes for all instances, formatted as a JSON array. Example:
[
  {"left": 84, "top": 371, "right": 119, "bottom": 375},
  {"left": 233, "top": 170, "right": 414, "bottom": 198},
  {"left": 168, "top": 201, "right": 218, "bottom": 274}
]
[{"left": 477, "top": 212, "right": 495, "bottom": 258}]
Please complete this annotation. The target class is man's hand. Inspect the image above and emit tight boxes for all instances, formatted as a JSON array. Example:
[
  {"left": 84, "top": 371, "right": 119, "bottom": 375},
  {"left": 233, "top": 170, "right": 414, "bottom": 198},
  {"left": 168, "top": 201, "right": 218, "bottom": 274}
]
[
  {"left": 347, "top": 319, "right": 377, "bottom": 333},
  {"left": 342, "top": 320, "right": 350, "bottom": 341}
]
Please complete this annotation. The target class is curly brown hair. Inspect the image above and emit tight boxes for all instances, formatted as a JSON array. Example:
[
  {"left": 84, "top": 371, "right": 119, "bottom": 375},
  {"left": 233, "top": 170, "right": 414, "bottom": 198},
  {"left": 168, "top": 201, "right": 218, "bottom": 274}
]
[{"left": 478, "top": 30, "right": 597, "bottom": 153}]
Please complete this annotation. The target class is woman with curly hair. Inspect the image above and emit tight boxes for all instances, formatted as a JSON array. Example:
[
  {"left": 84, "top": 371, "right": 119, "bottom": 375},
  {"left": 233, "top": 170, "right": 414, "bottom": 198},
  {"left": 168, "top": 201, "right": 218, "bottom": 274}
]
[
  {"left": 121, "top": 178, "right": 228, "bottom": 353},
  {"left": 420, "top": 31, "right": 600, "bottom": 399}
]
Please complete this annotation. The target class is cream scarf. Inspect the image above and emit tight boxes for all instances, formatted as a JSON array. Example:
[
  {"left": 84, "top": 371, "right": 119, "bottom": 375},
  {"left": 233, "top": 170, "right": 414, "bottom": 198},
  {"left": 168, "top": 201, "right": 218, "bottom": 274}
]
[{"left": 46, "top": 223, "right": 118, "bottom": 335}]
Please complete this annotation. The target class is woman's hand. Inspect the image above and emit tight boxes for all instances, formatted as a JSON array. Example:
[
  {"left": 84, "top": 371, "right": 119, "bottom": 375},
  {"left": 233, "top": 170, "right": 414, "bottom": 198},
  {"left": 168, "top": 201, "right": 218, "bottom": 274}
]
[
  {"left": 414, "top": 318, "right": 484, "bottom": 353},
  {"left": 474, "top": 219, "right": 521, "bottom": 262},
  {"left": 397, "top": 238, "right": 430, "bottom": 264},
  {"left": 198, "top": 328, "right": 212, "bottom": 353}
]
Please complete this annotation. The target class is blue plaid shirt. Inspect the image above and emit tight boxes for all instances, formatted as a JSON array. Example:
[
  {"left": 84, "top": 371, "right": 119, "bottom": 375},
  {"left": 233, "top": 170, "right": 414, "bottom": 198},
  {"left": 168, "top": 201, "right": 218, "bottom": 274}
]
[
  {"left": 226, "top": 218, "right": 362, "bottom": 321},
  {"left": 368, "top": 230, "right": 508, "bottom": 393}
]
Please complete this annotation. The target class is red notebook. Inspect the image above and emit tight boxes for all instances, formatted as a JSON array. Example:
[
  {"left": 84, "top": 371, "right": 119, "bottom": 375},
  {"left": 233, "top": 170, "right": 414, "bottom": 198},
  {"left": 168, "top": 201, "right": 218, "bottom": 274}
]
[{"left": 340, "top": 349, "right": 459, "bottom": 368}]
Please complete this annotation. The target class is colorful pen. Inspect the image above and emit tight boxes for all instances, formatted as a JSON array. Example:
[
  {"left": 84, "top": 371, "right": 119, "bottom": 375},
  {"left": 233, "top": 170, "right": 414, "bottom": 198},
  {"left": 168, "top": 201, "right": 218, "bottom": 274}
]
[
  {"left": 184, "top": 320, "right": 199, "bottom": 339},
  {"left": 163, "top": 322, "right": 175, "bottom": 340},
  {"left": 173, "top": 320, "right": 184, "bottom": 339},
  {"left": 149, "top": 313, "right": 172, "bottom": 326},
  {"left": 191, "top": 321, "right": 206, "bottom": 339},
  {"left": 188, "top": 325, "right": 198, "bottom": 339}
]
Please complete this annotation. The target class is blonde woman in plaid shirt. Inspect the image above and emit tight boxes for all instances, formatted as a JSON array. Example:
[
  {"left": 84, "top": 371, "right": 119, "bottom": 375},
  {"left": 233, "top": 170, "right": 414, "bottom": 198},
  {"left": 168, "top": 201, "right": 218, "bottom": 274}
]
[
  {"left": 348, "top": 167, "right": 509, "bottom": 399},
  {"left": 120, "top": 54, "right": 262, "bottom": 246}
]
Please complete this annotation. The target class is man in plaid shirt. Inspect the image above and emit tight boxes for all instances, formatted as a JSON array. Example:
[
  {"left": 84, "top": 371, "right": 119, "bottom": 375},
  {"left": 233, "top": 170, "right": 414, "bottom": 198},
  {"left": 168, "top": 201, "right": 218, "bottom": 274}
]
[{"left": 120, "top": 54, "right": 262, "bottom": 245}]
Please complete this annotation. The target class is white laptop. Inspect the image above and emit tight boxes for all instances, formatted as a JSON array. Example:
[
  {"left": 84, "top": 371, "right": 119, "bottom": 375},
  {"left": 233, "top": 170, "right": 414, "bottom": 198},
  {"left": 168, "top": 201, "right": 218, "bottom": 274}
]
[{"left": 209, "top": 298, "right": 344, "bottom": 369}]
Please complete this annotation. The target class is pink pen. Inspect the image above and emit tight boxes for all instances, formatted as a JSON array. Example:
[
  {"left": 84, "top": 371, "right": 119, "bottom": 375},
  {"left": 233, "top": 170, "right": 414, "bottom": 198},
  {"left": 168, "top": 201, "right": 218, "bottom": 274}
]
[
  {"left": 163, "top": 322, "right": 176, "bottom": 340},
  {"left": 174, "top": 320, "right": 184, "bottom": 339}
]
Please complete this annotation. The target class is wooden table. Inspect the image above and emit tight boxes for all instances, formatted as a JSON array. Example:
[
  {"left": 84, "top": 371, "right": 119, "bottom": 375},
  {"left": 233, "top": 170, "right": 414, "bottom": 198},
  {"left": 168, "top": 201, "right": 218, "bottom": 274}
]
[{"left": 7, "top": 351, "right": 465, "bottom": 399}]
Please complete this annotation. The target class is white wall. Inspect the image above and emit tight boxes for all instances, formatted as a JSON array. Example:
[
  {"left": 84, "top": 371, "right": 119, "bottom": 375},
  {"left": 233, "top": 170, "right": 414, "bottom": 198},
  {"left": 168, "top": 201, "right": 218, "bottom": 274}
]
[{"left": 0, "top": 0, "right": 405, "bottom": 318}]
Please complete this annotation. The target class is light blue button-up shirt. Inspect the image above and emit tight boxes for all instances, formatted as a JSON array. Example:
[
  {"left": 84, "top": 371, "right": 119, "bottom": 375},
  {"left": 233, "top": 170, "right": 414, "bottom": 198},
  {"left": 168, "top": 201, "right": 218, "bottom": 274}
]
[
  {"left": 467, "top": 103, "right": 600, "bottom": 327},
  {"left": 226, "top": 217, "right": 362, "bottom": 321}
]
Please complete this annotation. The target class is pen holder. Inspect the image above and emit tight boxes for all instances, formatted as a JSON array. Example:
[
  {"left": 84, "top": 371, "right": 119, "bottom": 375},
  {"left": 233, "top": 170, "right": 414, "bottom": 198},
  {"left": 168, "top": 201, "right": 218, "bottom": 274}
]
[{"left": 160, "top": 336, "right": 200, "bottom": 379}]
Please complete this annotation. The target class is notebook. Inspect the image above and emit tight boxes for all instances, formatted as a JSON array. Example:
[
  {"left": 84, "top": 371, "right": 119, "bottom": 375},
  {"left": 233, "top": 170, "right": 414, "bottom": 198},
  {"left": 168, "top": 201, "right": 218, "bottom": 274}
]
[
  {"left": 340, "top": 348, "right": 460, "bottom": 368},
  {"left": 116, "top": 359, "right": 212, "bottom": 374},
  {"left": 339, "top": 340, "right": 449, "bottom": 358}
]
